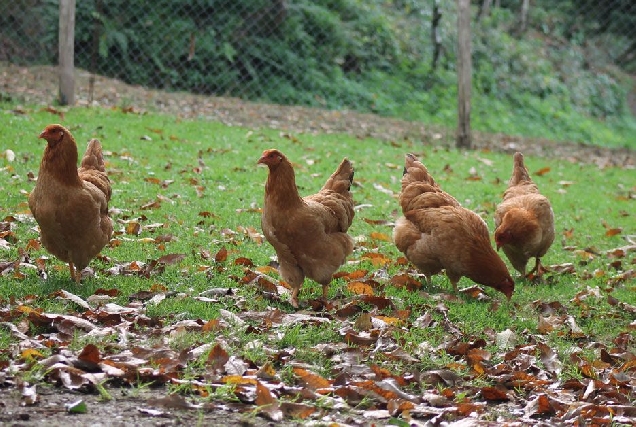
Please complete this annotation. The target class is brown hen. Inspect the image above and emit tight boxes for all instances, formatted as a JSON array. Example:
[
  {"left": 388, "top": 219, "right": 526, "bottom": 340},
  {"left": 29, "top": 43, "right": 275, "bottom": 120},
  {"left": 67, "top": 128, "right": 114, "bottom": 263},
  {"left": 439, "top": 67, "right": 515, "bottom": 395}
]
[
  {"left": 494, "top": 152, "right": 555, "bottom": 278},
  {"left": 29, "top": 124, "right": 113, "bottom": 283},
  {"left": 393, "top": 153, "right": 514, "bottom": 299},
  {"left": 258, "top": 149, "right": 355, "bottom": 308}
]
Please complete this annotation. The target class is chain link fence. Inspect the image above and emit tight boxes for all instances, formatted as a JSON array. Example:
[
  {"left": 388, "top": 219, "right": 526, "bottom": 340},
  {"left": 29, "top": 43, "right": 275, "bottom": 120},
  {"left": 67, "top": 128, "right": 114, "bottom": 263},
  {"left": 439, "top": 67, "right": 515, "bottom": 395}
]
[{"left": 1, "top": 1, "right": 635, "bottom": 117}]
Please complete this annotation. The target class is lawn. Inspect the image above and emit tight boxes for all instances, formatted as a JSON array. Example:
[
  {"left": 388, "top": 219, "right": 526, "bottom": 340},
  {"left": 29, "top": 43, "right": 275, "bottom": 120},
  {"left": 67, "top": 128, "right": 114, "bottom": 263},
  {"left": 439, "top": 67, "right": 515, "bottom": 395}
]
[{"left": 0, "top": 105, "right": 634, "bottom": 425}]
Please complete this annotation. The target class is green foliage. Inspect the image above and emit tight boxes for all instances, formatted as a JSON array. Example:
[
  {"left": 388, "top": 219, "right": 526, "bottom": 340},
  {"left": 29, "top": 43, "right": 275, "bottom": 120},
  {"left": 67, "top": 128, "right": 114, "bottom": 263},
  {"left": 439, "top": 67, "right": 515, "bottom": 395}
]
[{"left": 3, "top": 1, "right": 636, "bottom": 147}]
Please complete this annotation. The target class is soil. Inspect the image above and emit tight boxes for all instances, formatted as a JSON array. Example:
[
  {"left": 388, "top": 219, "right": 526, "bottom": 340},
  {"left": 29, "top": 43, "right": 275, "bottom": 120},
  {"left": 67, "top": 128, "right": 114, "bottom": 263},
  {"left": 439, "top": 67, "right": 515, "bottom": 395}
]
[
  {"left": 0, "top": 386, "right": 297, "bottom": 427},
  {"left": 1, "top": 63, "right": 634, "bottom": 169}
]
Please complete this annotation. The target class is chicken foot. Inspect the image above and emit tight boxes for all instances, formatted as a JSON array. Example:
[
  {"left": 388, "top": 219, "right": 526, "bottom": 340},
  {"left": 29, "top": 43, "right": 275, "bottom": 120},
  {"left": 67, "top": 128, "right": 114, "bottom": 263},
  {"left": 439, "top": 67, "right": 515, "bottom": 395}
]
[
  {"left": 290, "top": 288, "right": 300, "bottom": 309},
  {"left": 68, "top": 262, "right": 79, "bottom": 284},
  {"left": 526, "top": 257, "right": 546, "bottom": 279},
  {"left": 321, "top": 284, "right": 330, "bottom": 306}
]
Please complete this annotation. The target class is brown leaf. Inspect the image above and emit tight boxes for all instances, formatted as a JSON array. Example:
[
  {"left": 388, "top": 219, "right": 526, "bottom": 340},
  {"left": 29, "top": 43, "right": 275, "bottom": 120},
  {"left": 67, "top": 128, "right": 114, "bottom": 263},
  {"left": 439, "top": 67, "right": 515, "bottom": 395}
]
[
  {"left": 214, "top": 247, "right": 228, "bottom": 263},
  {"left": 206, "top": 343, "right": 229, "bottom": 372},
  {"left": 457, "top": 402, "right": 485, "bottom": 416},
  {"left": 334, "top": 269, "right": 368, "bottom": 281},
  {"left": 370, "top": 231, "right": 391, "bottom": 242},
  {"left": 202, "top": 319, "right": 221, "bottom": 332},
  {"left": 480, "top": 386, "right": 510, "bottom": 401},
  {"left": 255, "top": 265, "right": 278, "bottom": 275},
  {"left": 125, "top": 222, "right": 141, "bottom": 235},
  {"left": 360, "top": 252, "right": 391, "bottom": 267},
  {"left": 524, "top": 394, "right": 556, "bottom": 417},
  {"left": 360, "top": 295, "right": 395, "bottom": 310},
  {"left": 238, "top": 226, "right": 264, "bottom": 244},
  {"left": 421, "top": 370, "right": 461, "bottom": 388},
  {"left": 256, "top": 362, "right": 277, "bottom": 381},
  {"left": 390, "top": 273, "right": 421, "bottom": 290},
  {"left": 280, "top": 402, "right": 315, "bottom": 419},
  {"left": 156, "top": 253, "right": 186, "bottom": 265},
  {"left": 335, "top": 303, "right": 363, "bottom": 319},
  {"left": 537, "top": 315, "right": 556, "bottom": 334},
  {"left": 466, "top": 348, "right": 491, "bottom": 374},
  {"left": 78, "top": 344, "right": 101, "bottom": 365},
  {"left": 374, "top": 315, "right": 401, "bottom": 326},
  {"left": 605, "top": 228, "right": 623, "bottom": 237},
  {"left": 154, "top": 234, "right": 174, "bottom": 243},
  {"left": 234, "top": 257, "right": 254, "bottom": 267},
  {"left": 222, "top": 376, "right": 257, "bottom": 386},
  {"left": 537, "top": 342, "right": 562, "bottom": 376},
  {"left": 385, "top": 347, "right": 418, "bottom": 363},
  {"left": 144, "top": 177, "right": 161, "bottom": 185},
  {"left": 348, "top": 281, "right": 374, "bottom": 296},
  {"left": 21, "top": 348, "right": 44, "bottom": 362},
  {"left": 140, "top": 200, "right": 161, "bottom": 210},
  {"left": 343, "top": 330, "right": 378, "bottom": 347},
  {"left": 534, "top": 166, "right": 551, "bottom": 176},
  {"left": 255, "top": 276, "right": 278, "bottom": 293},
  {"left": 293, "top": 367, "right": 331, "bottom": 390}
]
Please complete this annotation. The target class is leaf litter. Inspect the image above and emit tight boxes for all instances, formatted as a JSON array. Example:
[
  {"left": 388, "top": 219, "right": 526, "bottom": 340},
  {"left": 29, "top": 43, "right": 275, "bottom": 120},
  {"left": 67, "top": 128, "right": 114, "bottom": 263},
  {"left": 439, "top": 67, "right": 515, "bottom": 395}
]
[{"left": 1, "top": 232, "right": 635, "bottom": 425}]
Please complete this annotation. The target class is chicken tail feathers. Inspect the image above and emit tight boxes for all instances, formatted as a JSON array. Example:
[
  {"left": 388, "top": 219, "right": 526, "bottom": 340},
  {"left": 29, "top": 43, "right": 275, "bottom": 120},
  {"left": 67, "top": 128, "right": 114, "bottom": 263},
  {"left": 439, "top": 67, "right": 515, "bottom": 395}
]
[
  {"left": 509, "top": 152, "right": 532, "bottom": 186},
  {"left": 79, "top": 139, "right": 112, "bottom": 202},
  {"left": 321, "top": 158, "right": 354, "bottom": 194},
  {"left": 402, "top": 153, "right": 437, "bottom": 189},
  {"left": 399, "top": 153, "right": 460, "bottom": 213},
  {"left": 80, "top": 139, "right": 106, "bottom": 173}
]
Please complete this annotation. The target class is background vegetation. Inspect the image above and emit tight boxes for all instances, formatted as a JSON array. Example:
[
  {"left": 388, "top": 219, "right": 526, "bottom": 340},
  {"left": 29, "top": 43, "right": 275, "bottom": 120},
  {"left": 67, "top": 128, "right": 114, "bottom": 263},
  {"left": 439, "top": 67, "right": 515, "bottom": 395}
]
[{"left": 1, "top": 0, "right": 636, "bottom": 148}]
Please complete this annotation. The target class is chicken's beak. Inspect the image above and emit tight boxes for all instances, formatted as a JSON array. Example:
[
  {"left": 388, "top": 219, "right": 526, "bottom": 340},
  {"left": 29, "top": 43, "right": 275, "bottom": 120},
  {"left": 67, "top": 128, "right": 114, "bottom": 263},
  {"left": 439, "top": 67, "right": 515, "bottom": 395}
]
[{"left": 38, "top": 130, "right": 46, "bottom": 139}]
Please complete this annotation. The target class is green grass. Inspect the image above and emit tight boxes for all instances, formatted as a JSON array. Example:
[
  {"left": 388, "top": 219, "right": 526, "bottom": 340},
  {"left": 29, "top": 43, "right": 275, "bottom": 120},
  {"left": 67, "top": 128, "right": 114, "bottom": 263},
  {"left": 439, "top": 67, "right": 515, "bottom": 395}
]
[{"left": 1, "top": 104, "right": 635, "bottom": 420}]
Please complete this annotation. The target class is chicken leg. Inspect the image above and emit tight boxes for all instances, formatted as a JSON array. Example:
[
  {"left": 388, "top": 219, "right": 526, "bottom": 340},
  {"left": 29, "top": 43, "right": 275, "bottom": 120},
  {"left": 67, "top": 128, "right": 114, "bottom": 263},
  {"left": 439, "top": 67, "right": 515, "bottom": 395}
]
[{"left": 68, "top": 262, "right": 79, "bottom": 284}]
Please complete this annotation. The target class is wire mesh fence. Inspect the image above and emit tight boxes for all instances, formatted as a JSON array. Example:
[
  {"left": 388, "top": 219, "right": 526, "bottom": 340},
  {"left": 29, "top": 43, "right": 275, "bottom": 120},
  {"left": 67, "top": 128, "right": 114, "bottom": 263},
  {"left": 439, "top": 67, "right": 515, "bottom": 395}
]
[{"left": 1, "top": 1, "right": 635, "bottom": 114}]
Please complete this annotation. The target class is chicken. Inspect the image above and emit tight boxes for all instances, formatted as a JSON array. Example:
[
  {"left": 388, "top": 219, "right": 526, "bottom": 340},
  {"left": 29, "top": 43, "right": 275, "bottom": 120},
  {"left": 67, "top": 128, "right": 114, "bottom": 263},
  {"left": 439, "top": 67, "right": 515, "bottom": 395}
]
[
  {"left": 29, "top": 124, "right": 113, "bottom": 283},
  {"left": 494, "top": 152, "right": 555, "bottom": 278},
  {"left": 393, "top": 153, "right": 514, "bottom": 299},
  {"left": 258, "top": 149, "right": 355, "bottom": 308}
]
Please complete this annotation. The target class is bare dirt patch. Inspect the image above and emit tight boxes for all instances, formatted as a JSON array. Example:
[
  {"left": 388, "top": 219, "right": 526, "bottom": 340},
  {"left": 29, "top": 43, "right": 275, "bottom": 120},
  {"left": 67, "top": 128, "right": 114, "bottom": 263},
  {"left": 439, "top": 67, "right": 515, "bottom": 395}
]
[
  {"left": 0, "top": 386, "right": 287, "bottom": 427},
  {"left": 1, "top": 62, "right": 634, "bottom": 169}
]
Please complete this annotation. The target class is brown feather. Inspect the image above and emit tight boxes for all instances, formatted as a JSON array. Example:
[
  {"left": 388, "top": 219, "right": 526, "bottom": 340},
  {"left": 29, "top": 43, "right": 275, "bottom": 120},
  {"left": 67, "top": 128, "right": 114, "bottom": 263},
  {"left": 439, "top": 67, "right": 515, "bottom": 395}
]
[
  {"left": 394, "top": 153, "right": 514, "bottom": 299},
  {"left": 258, "top": 149, "right": 355, "bottom": 307},
  {"left": 29, "top": 124, "right": 113, "bottom": 282},
  {"left": 494, "top": 152, "right": 555, "bottom": 276}
]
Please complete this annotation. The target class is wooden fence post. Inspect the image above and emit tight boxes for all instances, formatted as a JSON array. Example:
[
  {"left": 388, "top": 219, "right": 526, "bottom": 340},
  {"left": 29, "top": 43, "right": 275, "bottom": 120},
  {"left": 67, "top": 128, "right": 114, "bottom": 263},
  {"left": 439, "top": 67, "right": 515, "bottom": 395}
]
[
  {"left": 431, "top": 0, "right": 442, "bottom": 70},
  {"left": 456, "top": 0, "right": 472, "bottom": 149},
  {"left": 518, "top": 0, "right": 530, "bottom": 34},
  {"left": 478, "top": 0, "right": 492, "bottom": 21},
  {"left": 59, "top": 0, "right": 76, "bottom": 105}
]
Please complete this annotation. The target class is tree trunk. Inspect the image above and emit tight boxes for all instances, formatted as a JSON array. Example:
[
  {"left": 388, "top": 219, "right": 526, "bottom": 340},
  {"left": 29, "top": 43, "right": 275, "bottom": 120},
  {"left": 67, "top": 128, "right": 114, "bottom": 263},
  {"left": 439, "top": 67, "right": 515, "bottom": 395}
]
[
  {"left": 478, "top": 0, "right": 491, "bottom": 21},
  {"left": 518, "top": 0, "right": 530, "bottom": 34},
  {"left": 89, "top": 0, "right": 102, "bottom": 104},
  {"left": 431, "top": 0, "right": 442, "bottom": 70},
  {"left": 58, "top": 0, "right": 76, "bottom": 106},
  {"left": 456, "top": 0, "right": 472, "bottom": 149}
]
